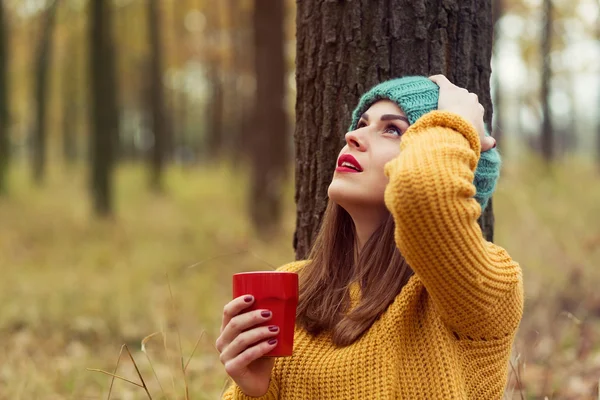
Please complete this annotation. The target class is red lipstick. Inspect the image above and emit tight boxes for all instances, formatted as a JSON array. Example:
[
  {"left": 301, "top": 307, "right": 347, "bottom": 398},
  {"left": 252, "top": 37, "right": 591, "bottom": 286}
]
[{"left": 336, "top": 154, "right": 363, "bottom": 173}]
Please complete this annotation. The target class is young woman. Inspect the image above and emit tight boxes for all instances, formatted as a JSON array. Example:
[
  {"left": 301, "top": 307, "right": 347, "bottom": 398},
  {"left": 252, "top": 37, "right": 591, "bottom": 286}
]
[{"left": 216, "top": 75, "right": 524, "bottom": 399}]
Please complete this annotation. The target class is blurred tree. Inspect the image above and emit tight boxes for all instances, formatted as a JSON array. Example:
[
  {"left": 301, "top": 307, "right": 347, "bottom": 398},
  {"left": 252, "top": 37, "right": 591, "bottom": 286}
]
[
  {"left": 32, "top": 0, "right": 60, "bottom": 184},
  {"left": 89, "top": 0, "right": 120, "bottom": 216},
  {"left": 146, "top": 0, "right": 168, "bottom": 191},
  {"left": 294, "top": 0, "right": 497, "bottom": 259},
  {"left": 226, "top": 0, "right": 252, "bottom": 164},
  {"left": 61, "top": 3, "right": 81, "bottom": 165},
  {"left": 114, "top": 0, "right": 146, "bottom": 161},
  {"left": 540, "top": 0, "right": 554, "bottom": 162},
  {"left": 0, "top": 0, "right": 8, "bottom": 194},
  {"left": 170, "top": 0, "right": 189, "bottom": 159},
  {"left": 205, "top": 2, "right": 224, "bottom": 159},
  {"left": 250, "top": 0, "right": 287, "bottom": 235}
]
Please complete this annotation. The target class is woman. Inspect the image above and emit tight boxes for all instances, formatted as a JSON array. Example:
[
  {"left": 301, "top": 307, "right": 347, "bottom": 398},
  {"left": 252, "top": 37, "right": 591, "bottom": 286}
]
[{"left": 216, "top": 75, "right": 524, "bottom": 399}]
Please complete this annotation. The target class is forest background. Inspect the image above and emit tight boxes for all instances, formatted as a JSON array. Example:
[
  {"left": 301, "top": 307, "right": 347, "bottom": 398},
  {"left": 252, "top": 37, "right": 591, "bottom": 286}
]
[{"left": 0, "top": 0, "right": 599, "bottom": 399}]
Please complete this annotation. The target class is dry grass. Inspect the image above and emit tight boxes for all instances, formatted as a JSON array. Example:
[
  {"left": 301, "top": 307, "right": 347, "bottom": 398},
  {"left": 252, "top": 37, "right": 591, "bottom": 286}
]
[
  {"left": 0, "top": 161, "right": 295, "bottom": 399},
  {"left": 0, "top": 154, "right": 598, "bottom": 399}
]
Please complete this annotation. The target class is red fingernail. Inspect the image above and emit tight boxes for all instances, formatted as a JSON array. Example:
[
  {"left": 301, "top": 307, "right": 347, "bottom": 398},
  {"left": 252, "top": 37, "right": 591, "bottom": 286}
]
[
  {"left": 244, "top": 296, "right": 253, "bottom": 303},
  {"left": 261, "top": 311, "right": 272, "bottom": 318},
  {"left": 268, "top": 325, "right": 279, "bottom": 332},
  {"left": 268, "top": 339, "right": 277, "bottom": 345}
]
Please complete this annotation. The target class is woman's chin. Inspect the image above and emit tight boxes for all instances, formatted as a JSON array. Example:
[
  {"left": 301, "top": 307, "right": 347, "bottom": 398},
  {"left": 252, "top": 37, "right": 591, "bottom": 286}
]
[
  {"left": 328, "top": 182, "right": 362, "bottom": 207},
  {"left": 329, "top": 180, "right": 386, "bottom": 210}
]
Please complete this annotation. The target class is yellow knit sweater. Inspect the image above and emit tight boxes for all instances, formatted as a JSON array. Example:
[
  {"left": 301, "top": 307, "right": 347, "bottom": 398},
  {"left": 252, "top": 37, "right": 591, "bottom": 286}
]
[{"left": 223, "top": 111, "right": 524, "bottom": 400}]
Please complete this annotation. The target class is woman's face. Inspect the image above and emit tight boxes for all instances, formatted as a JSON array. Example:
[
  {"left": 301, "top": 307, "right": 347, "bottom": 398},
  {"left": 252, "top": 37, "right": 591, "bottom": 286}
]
[{"left": 328, "top": 100, "right": 409, "bottom": 209}]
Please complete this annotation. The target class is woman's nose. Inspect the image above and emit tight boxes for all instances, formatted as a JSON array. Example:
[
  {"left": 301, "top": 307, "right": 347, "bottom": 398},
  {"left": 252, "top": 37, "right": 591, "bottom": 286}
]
[{"left": 344, "top": 130, "right": 367, "bottom": 151}]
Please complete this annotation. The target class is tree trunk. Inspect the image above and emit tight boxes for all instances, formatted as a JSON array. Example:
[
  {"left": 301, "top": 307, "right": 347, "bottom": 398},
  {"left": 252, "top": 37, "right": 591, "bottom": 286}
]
[
  {"left": 294, "top": 0, "right": 496, "bottom": 260},
  {"left": 62, "top": 8, "right": 80, "bottom": 166},
  {"left": 251, "top": 0, "right": 288, "bottom": 235},
  {"left": 147, "top": 0, "right": 168, "bottom": 190},
  {"left": 89, "top": 0, "right": 120, "bottom": 216},
  {"left": 492, "top": 0, "right": 504, "bottom": 148},
  {"left": 226, "top": 0, "right": 252, "bottom": 165},
  {"left": 206, "top": 66, "right": 224, "bottom": 159},
  {"left": 32, "top": 0, "right": 59, "bottom": 184},
  {"left": 0, "top": 0, "right": 8, "bottom": 194},
  {"left": 540, "top": 0, "right": 554, "bottom": 163},
  {"left": 205, "top": 3, "right": 224, "bottom": 160},
  {"left": 171, "top": 0, "right": 189, "bottom": 163}
]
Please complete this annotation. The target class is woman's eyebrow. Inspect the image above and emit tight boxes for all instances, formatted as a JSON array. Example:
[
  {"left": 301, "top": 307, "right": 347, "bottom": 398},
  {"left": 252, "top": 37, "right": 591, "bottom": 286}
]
[
  {"left": 381, "top": 114, "right": 409, "bottom": 124},
  {"left": 360, "top": 113, "right": 369, "bottom": 121}
]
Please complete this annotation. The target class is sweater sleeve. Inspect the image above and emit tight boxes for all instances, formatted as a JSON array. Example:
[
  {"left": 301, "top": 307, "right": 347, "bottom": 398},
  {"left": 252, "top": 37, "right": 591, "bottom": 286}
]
[
  {"left": 383, "top": 111, "right": 523, "bottom": 339},
  {"left": 222, "top": 379, "right": 279, "bottom": 400}
]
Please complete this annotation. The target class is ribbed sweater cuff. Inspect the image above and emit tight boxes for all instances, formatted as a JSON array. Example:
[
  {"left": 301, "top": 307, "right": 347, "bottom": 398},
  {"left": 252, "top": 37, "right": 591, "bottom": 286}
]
[
  {"left": 409, "top": 110, "right": 481, "bottom": 161},
  {"left": 233, "top": 379, "right": 278, "bottom": 400}
]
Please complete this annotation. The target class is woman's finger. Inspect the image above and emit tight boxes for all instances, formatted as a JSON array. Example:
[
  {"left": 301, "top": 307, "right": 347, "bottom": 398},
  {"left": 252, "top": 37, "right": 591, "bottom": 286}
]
[
  {"left": 218, "top": 309, "right": 273, "bottom": 351},
  {"left": 429, "top": 74, "right": 454, "bottom": 88},
  {"left": 481, "top": 136, "right": 496, "bottom": 152},
  {"left": 223, "top": 339, "right": 278, "bottom": 377},
  {"left": 220, "top": 295, "right": 255, "bottom": 333},
  {"left": 219, "top": 325, "right": 279, "bottom": 364}
]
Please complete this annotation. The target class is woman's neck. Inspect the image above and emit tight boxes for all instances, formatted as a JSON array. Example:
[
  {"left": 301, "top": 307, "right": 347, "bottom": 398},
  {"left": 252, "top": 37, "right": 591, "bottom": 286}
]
[{"left": 350, "top": 206, "right": 389, "bottom": 252}]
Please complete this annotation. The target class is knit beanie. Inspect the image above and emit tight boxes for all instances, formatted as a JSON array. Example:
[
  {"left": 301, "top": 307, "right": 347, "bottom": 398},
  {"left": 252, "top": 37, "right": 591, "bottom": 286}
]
[{"left": 349, "top": 76, "right": 500, "bottom": 211}]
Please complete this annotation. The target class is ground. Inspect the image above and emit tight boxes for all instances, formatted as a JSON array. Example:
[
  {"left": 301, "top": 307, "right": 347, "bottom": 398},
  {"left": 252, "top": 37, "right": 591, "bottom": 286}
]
[{"left": 0, "top": 156, "right": 598, "bottom": 399}]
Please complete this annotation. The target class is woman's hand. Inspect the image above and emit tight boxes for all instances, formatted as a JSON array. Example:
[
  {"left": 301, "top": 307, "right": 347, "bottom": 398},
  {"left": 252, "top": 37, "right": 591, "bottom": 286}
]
[
  {"left": 216, "top": 295, "right": 279, "bottom": 397},
  {"left": 429, "top": 74, "right": 496, "bottom": 152}
]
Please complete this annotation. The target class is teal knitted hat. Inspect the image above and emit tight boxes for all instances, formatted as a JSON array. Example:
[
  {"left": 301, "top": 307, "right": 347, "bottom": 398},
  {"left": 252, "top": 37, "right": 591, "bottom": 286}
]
[{"left": 350, "top": 76, "right": 500, "bottom": 211}]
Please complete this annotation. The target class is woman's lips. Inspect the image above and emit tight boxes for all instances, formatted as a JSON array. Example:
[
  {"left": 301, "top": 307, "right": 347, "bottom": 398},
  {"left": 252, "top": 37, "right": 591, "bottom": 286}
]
[
  {"left": 335, "top": 166, "right": 361, "bottom": 173},
  {"left": 336, "top": 154, "right": 363, "bottom": 173}
]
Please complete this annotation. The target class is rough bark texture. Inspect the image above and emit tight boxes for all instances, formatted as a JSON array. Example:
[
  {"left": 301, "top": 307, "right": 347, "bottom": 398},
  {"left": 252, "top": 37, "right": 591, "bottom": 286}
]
[
  {"left": 294, "top": 0, "right": 496, "bottom": 260},
  {"left": 32, "top": 0, "right": 59, "bottom": 184},
  {"left": 540, "top": 0, "right": 554, "bottom": 162},
  {"left": 492, "top": 0, "right": 503, "bottom": 148},
  {"left": 0, "top": 0, "right": 8, "bottom": 194},
  {"left": 251, "top": 0, "right": 288, "bottom": 235},
  {"left": 89, "top": 0, "right": 120, "bottom": 216},
  {"left": 147, "top": 0, "right": 168, "bottom": 190}
]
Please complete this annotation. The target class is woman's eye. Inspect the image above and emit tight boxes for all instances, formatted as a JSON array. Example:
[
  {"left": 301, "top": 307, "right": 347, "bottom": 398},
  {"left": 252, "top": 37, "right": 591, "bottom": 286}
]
[
  {"left": 357, "top": 121, "right": 367, "bottom": 129},
  {"left": 384, "top": 125, "right": 403, "bottom": 136}
]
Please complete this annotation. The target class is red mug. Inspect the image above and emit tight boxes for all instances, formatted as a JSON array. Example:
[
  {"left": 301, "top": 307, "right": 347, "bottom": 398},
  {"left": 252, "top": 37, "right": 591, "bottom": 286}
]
[{"left": 233, "top": 271, "right": 299, "bottom": 357}]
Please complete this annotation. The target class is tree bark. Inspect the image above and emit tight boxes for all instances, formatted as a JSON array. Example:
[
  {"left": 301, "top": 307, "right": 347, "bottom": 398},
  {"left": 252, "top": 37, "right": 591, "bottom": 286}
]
[
  {"left": 147, "top": 0, "right": 168, "bottom": 190},
  {"left": 89, "top": 0, "right": 120, "bottom": 216},
  {"left": 540, "top": 0, "right": 554, "bottom": 162},
  {"left": 294, "top": 0, "right": 496, "bottom": 260},
  {"left": 32, "top": 0, "right": 59, "bottom": 184},
  {"left": 492, "top": 0, "right": 504, "bottom": 148},
  {"left": 251, "top": 0, "right": 288, "bottom": 235},
  {"left": 0, "top": 0, "right": 8, "bottom": 194}
]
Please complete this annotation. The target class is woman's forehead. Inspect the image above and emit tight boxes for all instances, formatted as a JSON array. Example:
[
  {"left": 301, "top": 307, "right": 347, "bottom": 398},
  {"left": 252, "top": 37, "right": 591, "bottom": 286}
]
[{"left": 363, "top": 100, "right": 406, "bottom": 117}]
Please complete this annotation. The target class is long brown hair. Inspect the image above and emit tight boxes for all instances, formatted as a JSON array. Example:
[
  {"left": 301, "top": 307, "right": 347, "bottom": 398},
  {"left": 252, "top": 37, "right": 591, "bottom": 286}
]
[{"left": 296, "top": 201, "right": 414, "bottom": 346}]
